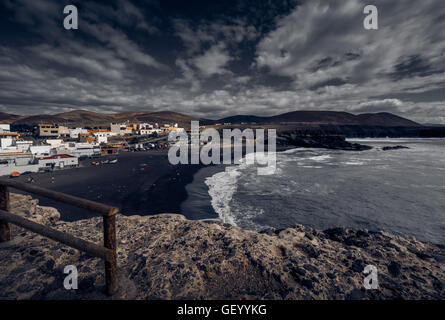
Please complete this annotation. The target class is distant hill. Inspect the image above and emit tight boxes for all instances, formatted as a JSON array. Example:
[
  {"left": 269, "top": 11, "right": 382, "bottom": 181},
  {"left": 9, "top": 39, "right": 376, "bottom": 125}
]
[
  {"left": 422, "top": 123, "right": 445, "bottom": 127},
  {"left": 355, "top": 112, "right": 420, "bottom": 127},
  {"left": 217, "top": 111, "right": 420, "bottom": 127},
  {"left": 3, "top": 109, "right": 421, "bottom": 128},
  {"left": 211, "top": 115, "right": 269, "bottom": 124},
  {"left": 10, "top": 110, "right": 200, "bottom": 126},
  {"left": 53, "top": 110, "right": 116, "bottom": 123},
  {"left": 0, "top": 112, "right": 26, "bottom": 123}
]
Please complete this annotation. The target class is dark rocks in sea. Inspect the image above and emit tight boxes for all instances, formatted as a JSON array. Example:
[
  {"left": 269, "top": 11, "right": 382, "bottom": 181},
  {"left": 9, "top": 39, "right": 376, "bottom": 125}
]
[
  {"left": 317, "top": 125, "right": 445, "bottom": 138},
  {"left": 382, "top": 145, "right": 410, "bottom": 151},
  {"left": 276, "top": 131, "right": 372, "bottom": 151}
]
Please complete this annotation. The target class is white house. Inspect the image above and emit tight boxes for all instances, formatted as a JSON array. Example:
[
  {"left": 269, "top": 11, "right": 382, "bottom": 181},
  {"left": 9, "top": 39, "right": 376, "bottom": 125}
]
[
  {"left": 140, "top": 128, "right": 162, "bottom": 135},
  {"left": 69, "top": 128, "right": 88, "bottom": 139},
  {"left": 139, "top": 129, "right": 151, "bottom": 135},
  {"left": 46, "top": 139, "right": 64, "bottom": 149},
  {"left": 38, "top": 154, "right": 78, "bottom": 169},
  {"left": 138, "top": 123, "right": 153, "bottom": 130},
  {"left": 30, "top": 145, "right": 52, "bottom": 156},
  {"left": 110, "top": 123, "right": 133, "bottom": 135},
  {"left": 0, "top": 132, "right": 20, "bottom": 149},
  {"left": 15, "top": 140, "right": 33, "bottom": 152},
  {"left": 59, "top": 142, "right": 101, "bottom": 158},
  {"left": 0, "top": 157, "right": 40, "bottom": 176},
  {"left": 171, "top": 127, "right": 185, "bottom": 133},
  {"left": 92, "top": 131, "right": 117, "bottom": 144},
  {"left": 0, "top": 137, "right": 14, "bottom": 149},
  {"left": 94, "top": 134, "right": 108, "bottom": 144},
  {"left": 0, "top": 124, "right": 11, "bottom": 132}
]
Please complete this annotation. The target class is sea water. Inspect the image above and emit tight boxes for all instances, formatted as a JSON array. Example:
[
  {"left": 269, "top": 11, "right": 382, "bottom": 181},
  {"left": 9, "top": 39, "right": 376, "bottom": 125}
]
[{"left": 182, "top": 138, "right": 445, "bottom": 244}]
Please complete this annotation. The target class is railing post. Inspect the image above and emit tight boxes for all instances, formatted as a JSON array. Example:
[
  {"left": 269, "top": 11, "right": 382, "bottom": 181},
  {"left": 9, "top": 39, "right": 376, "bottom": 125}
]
[
  {"left": 0, "top": 185, "right": 11, "bottom": 242},
  {"left": 103, "top": 213, "right": 118, "bottom": 296}
]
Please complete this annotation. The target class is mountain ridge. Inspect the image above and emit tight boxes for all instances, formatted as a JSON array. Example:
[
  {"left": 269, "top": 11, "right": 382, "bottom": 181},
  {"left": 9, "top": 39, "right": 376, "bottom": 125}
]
[
  {"left": 216, "top": 111, "right": 421, "bottom": 127},
  {"left": 1, "top": 109, "right": 421, "bottom": 127},
  {"left": 8, "top": 110, "right": 201, "bottom": 126}
]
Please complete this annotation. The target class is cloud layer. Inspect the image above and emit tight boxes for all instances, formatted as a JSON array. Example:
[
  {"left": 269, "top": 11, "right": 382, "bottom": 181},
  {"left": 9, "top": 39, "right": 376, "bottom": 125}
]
[{"left": 0, "top": 0, "right": 444, "bottom": 123}]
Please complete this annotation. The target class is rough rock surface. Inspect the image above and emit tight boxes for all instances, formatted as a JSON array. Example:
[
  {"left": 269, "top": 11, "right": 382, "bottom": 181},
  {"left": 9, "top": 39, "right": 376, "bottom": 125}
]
[
  {"left": 0, "top": 195, "right": 444, "bottom": 300},
  {"left": 9, "top": 193, "right": 61, "bottom": 226}
]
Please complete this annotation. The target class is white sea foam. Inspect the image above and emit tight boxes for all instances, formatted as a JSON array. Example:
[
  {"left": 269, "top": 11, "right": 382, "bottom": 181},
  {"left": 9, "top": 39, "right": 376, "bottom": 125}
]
[
  {"left": 343, "top": 161, "right": 365, "bottom": 165},
  {"left": 206, "top": 149, "right": 329, "bottom": 224},
  {"left": 282, "top": 148, "right": 304, "bottom": 154},
  {"left": 205, "top": 166, "right": 242, "bottom": 226},
  {"left": 300, "top": 165, "right": 323, "bottom": 168},
  {"left": 205, "top": 150, "right": 281, "bottom": 225},
  {"left": 306, "top": 155, "right": 332, "bottom": 162},
  {"left": 347, "top": 138, "right": 413, "bottom": 143}
]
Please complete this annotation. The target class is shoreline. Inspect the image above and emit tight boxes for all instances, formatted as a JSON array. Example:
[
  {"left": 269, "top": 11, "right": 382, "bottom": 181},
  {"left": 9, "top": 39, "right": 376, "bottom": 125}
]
[
  {"left": 10, "top": 150, "right": 213, "bottom": 221},
  {"left": 8, "top": 138, "right": 444, "bottom": 245},
  {"left": 2, "top": 143, "right": 445, "bottom": 299},
  {"left": 186, "top": 140, "right": 445, "bottom": 246}
]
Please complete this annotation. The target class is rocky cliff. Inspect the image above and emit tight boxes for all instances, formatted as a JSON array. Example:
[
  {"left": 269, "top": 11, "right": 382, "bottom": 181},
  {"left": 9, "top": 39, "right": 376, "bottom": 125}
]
[
  {"left": 276, "top": 131, "right": 372, "bottom": 151},
  {"left": 0, "top": 194, "right": 444, "bottom": 300}
]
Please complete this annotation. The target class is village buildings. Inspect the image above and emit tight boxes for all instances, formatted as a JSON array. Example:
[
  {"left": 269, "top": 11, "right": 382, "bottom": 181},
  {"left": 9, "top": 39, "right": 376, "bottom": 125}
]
[{"left": 0, "top": 120, "right": 184, "bottom": 176}]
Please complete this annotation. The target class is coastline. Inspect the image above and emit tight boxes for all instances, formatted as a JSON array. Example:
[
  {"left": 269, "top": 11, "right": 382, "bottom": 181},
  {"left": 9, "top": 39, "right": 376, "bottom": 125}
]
[
  {"left": 6, "top": 132, "right": 372, "bottom": 222},
  {"left": 8, "top": 137, "right": 445, "bottom": 245},
  {"left": 10, "top": 150, "right": 212, "bottom": 221},
  {"left": 185, "top": 138, "right": 445, "bottom": 245},
  {"left": 2, "top": 141, "right": 445, "bottom": 299},
  {"left": 1, "top": 199, "right": 444, "bottom": 299}
]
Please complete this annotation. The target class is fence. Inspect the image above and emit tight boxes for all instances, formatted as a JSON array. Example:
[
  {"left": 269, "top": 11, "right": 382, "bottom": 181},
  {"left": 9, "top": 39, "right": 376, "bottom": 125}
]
[{"left": 0, "top": 178, "right": 119, "bottom": 296}]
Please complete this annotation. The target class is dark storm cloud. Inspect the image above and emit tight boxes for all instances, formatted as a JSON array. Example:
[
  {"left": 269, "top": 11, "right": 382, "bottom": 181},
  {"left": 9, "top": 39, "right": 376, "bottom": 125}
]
[
  {"left": 0, "top": 0, "right": 444, "bottom": 123},
  {"left": 391, "top": 55, "right": 442, "bottom": 80},
  {"left": 310, "top": 78, "right": 348, "bottom": 91},
  {"left": 255, "top": 0, "right": 445, "bottom": 123},
  {"left": 312, "top": 54, "right": 361, "bottom": 73}
]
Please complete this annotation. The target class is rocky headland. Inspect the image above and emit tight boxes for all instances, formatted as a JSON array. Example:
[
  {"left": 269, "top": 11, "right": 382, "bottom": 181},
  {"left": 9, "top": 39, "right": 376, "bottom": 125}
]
[
  {"left": 276, "top": 131, "right": 372, "bottom": 151},
  {"left": 0, "top": 193, "right": 444, "bottom": 300},
  {"left": 382, "top": 145, "right": 410, "bottom": 151}
]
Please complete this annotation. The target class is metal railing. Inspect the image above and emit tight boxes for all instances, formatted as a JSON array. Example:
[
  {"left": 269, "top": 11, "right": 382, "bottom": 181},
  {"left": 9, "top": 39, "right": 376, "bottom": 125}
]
[{"left": 0, "top": 178, "right": 119, "bottom": 296}]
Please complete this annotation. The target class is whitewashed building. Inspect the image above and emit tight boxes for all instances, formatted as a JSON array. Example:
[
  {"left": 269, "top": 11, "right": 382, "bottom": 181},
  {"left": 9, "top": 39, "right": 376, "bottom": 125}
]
[
  {"left": 15, "top": 140, "right": 33, "bottom": 152},
  {"left": 0, "top": 124, "right": 11, "bottom": 132},
  {"left": 58, "top": 142, "right": 101, "bottom": 158},
  {"left": 46, "top": 139, "right": 64, "bottom": 148},
  {"left": 110, "top": 123, "right": 132, "bottom": 135},
  {"left": 38, "top": 154, "right": 78, "bottom": 169},
  {"left": 30, "top": 145, "right": 52, "bottom": 156},
  {"left": 69, "top": 128, "right": 88, "bottom": 139}
]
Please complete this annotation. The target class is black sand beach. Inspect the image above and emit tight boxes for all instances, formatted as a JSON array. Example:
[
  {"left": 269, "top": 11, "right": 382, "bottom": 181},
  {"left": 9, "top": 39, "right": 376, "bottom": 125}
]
[{"left": 11, "top": 150, "right": 217, "bottom": 221}]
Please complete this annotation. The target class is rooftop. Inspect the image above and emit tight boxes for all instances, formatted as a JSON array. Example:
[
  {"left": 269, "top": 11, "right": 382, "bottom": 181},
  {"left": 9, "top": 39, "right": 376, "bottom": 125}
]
[
  {"left": 0, "top": 132, "right": 19, "bottom": 136},
  {"left": 38, "top": 154, "right": 76, "bottom": 160}
]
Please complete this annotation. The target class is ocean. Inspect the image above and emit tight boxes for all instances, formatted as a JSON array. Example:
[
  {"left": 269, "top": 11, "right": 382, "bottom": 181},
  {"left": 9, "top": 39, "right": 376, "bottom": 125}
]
[{"left": 181, "top": 138, "right": 445, "bottom": 245}]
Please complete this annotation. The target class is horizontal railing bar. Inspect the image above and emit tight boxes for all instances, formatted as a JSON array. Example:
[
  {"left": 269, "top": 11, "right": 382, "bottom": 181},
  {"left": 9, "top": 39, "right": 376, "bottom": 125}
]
[
  {"left": 0, "top": 178, "right": 119, "bottom": 216},
  {"left": 0, "top": 209, "right": 112, "bottom": 261}
]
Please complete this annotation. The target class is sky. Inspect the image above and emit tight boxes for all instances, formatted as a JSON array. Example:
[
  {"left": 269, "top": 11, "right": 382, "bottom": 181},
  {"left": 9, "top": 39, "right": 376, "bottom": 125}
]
[{"left": 0, "top": 0, "right": 444, "bottom": 123}]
